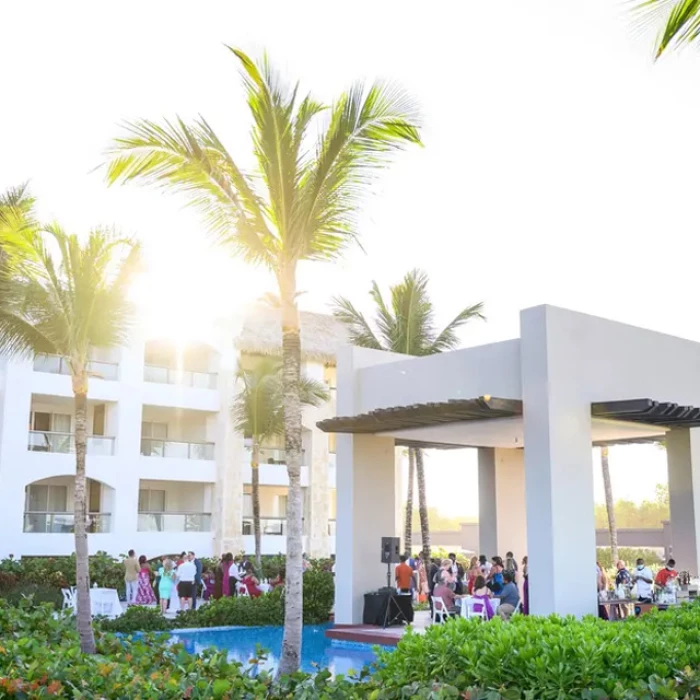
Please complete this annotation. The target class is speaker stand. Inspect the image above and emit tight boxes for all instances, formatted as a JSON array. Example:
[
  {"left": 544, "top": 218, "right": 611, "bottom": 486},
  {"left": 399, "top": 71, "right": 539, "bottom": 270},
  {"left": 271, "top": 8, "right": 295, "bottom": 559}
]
[{"left": 386, "top": 561, "right": 392, "bottom": 589}]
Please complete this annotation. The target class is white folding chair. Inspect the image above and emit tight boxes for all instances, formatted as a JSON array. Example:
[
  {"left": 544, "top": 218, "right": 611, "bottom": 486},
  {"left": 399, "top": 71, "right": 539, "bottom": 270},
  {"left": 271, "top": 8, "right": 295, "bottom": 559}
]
[
  {"left": 61, "top": 588, "right": 75, "bottom": 611},
  {"left": 237, "top": 583, "right": 249, "bottom": 597},
  {"left": 431, "top": 596, "right": 449, "bottom": 624},
  {"left": 463, "top": 598, "right": 487, "bottom": 620}
]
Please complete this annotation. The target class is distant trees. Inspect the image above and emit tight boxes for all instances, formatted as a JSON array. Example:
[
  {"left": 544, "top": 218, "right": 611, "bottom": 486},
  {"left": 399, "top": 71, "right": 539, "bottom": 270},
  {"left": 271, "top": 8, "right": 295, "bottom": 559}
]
[{"left": 594, "top": 484, "right": 669, "bottom": 529}]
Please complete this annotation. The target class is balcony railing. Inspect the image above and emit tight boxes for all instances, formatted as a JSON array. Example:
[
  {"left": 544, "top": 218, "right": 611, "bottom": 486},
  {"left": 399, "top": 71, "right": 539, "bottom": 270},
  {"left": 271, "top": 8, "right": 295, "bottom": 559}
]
[
  {"left": 244, "top": 444, "right": 306, "bottom": 466},
  {"left": 28, "top": 431, "right": 115, "bottom": 456},
  {"left": 34, "top": 354, "right": 119, "bottom": 381},
  {"left": 137, "top": 512, "right": 212, "bottom": 532},
  {"left": 143, "top": 364, "right": 217, "bottom": 389},
  {"left": 140, "top": 438, "right": 214, "bottom": 460},
  {"left": 242, "top": 517, "right": 286, "bottom": 536},
  {"left": 23, "top": 512, "right": 111, "bottom": 533}
]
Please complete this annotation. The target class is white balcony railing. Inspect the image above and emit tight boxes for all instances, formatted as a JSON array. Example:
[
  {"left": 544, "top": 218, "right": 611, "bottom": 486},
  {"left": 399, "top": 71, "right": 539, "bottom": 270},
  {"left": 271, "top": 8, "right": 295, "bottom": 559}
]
[
  {"left": 140, "top": 438, "right": 214, "bottom": 460},
  {"left": 244, "top": 444, "right": 306, "bottom": 466},
  {"left": 137, "top": 512, "right": 212, "bottom": 532},
  {"left": 143, "top": 364, "right": 217, "bottom": 389},
  {"left": 242, "top": 516, "right": 285, "bottom": 536},
  {"left": 34, "top": 354, "right": 119, "bottom": 381},
  {"left": 28, "top": 431, "right": 115, "bottom": 456},
  {"left": 23, "top": 512, "right": 111, "bottom": 533}
]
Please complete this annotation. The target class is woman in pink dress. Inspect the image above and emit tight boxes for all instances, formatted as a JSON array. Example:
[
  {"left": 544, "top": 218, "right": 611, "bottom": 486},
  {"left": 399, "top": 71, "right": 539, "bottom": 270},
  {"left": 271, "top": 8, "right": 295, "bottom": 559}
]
[
  {"left": 471, "top": 575, "right": 495, "bottom": 620},
  {"left": 134, "top": 555, "right": 157, "bottom": 605}
]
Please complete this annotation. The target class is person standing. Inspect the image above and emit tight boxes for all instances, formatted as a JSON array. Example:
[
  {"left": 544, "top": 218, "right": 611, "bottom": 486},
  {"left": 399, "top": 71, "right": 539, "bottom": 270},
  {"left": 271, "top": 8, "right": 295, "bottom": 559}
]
[
  {"left": 124, "top": 550, "right": 139, "bottom": 605},
  {"left": 522, "top": 556, "right": 529, "bottom": 615},
  {"left": 190, "top": 551, "right": 202, "bottom": 610},
  {"left": 158, "top": 558, "right": 175, "bottom": 615},
  {"left": 504, "top": 551, "right": 518, "bottom": 581},
  {"left": 632, "top": 557, "right": 654, "bottom": 604},
  {"left": 177, "top": 552, "right": 197, "bottom": 611},
  {"left": 134, "top": 555, "right": 157, "bottom": 606},
  {"left": 395, "top": 555, "right": 414, "bottom": 594},
  {"left": 654, "top": 559, "right": 678, "bottom": 589}
]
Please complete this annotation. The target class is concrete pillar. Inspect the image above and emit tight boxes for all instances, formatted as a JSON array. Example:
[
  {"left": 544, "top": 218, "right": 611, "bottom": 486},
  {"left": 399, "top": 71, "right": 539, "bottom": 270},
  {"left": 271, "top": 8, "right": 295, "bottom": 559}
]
[
  {"left": 215, "top": 345, "right": 244, "bottom": 556},
  {"left": 666, "top": 427, "right": 700, "bottom": 576},
  {"left": 521, "top": 305, "right": 597, "bottom": 618},
  {"left": 478, "top": 447, "right": 498, "bottom": 556},
  {"left": 335, "top": 432, "right": 397, "bottom": 624},
  {"left": 307, "top": 409, "right": 331, "bottom": 559},
  {"left": 495, "top": 448, "right": 527, "bottom": 560}
]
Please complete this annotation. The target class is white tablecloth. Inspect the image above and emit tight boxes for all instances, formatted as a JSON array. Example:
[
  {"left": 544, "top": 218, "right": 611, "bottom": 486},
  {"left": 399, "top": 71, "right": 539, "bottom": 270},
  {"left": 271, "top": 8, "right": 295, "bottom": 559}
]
[
  {"left": 259, "top": 583, "right": 271, "bottom": 594},
  {"left": 458, "top": 596, "right": 500, "bottom": 618},
  {"left": 88, "top": 588, "right": 122, "bottom": 618}
]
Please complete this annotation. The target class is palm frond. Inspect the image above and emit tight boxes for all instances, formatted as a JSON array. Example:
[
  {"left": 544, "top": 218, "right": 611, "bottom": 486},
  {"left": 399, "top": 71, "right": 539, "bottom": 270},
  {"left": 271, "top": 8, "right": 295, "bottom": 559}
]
[
  {"left": 368, "top": 281, "right": 396, "bottom": 350},
  {"left": 103, "top": 116, "right": 273, "bottom": 266},
  {"left": 331, "top": 296, "right": 384, "bottom": 350},
  {"left": 429, "top": 302, "right": 485, "bottom": 354},
  {"left": 297, "top": 82, "right": 422, "bottom": 261},
  {"left": 390, "top": 269, "right": 435, "bottom": 356},
  {"left": 631, "top": 0, "right": 700, "bottom": 56}
]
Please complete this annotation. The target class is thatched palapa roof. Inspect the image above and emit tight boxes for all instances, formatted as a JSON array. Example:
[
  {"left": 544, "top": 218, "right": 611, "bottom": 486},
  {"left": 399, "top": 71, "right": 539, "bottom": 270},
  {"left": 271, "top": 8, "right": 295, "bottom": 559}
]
[{"left": 235, "top": 309, "right": 349, "bottom": 364}]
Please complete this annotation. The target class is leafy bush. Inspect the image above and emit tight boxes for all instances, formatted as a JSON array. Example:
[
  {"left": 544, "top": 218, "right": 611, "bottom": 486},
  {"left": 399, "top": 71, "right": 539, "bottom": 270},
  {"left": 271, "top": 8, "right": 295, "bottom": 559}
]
[
  {"left": 373, "top": 602, "right": 700, "bottom": 698},
  {"left": 1, "top": 582, "right": 63, "bottom": 608},
  {"left": 98, "top": 604, "right": 173, "bottom": 633},
  {"left": 302, "top": 570, "right": 335, "bottom": 623}
]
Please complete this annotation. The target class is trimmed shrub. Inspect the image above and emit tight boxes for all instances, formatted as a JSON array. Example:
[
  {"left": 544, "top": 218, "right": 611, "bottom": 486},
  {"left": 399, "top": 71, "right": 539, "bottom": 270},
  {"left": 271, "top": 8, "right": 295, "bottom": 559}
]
[{"left": 302, "top": 570, "right": 335, "bottom": 623}]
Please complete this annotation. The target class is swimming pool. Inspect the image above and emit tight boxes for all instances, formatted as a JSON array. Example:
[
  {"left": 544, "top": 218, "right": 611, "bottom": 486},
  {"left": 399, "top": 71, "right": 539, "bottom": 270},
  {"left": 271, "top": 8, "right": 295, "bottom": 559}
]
[{"left": 168, "top": 624, "right": 385, "bottom": 676}]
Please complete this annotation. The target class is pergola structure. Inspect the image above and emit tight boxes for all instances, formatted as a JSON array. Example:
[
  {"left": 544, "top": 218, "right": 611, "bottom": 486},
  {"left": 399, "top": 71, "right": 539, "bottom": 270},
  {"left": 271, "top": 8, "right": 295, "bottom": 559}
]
[{"left": 319, "top": 305, "right": 700, "bottom": 624}]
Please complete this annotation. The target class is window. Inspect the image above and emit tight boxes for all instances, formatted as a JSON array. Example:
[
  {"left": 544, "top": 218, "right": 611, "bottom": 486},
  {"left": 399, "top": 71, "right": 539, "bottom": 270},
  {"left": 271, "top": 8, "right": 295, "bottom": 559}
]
[
  {"left": 92, "top": 405, "right": 105, "bottom": 436},
  {"left": 88, "top": 479, "right": 101, "bottom": 512},
  {"left": 138, "top": 489, "right": 166, "bottom": 512},
  {"left": 31, "top": 412, "right": 71, "bottom": 433},
  {"left": 278, "top": 495, "right": 288, "bottom": 518},
  {"left": 328, "top": 433, "right": 337, "bottom": 454},
  {"left": 26, "top": 484, "right": 68, "bottom": 512},
  {"left": 323, "top": 364, "right": 337, "bottom": 389},
  {"left": 243, "top": 493, "right": 253, "bottom": 518},
  {"left": 141, "top": 421, "right": 167, "bottom": 439}
]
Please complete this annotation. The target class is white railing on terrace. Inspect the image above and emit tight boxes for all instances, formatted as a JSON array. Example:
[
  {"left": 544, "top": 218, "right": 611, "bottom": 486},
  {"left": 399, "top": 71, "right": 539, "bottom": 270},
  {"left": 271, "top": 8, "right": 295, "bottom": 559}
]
[
  {"left": 27, "top": 431, "right": 115, "bottom": 456},
  {"left": 137, "top": 512, "right": 212, "bottom": 532},
  {"left": 140, "top": 438, "right": 214, "bottom": 460},
  {"left": 242, "top": 517, "right": 311, "bottom": 536},
  {"left": 244, "top": 443, "right": 306, "bottom": 466},
  {"left": 143, "top": 364, "right": 217, "bottom": 389},
  {"left": 34, "top": 354, "right": 119, "bottom": 381},
  {"left": 23, "top": 512, "right": 111, "bottom": 533}
]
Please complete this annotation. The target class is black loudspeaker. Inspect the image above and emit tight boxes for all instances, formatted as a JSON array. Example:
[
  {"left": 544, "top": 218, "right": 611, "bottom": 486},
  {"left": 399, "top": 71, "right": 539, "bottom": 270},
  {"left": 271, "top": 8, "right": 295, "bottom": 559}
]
[{"left": 381, "top": 536, "right": 401, "bottom": 564}]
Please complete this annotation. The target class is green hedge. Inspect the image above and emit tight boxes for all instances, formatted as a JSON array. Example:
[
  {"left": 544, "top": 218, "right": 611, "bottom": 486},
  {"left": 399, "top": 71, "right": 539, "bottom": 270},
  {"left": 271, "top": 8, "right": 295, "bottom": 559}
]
[
  {"left": 9, "top": 600, "right": 700, "bottom": 698},
  {"left": 100, "top": 570, "right": 334, "bottom": 634},
  {"left": 372, "top": 603, "right": 700, "bottom": 698}
]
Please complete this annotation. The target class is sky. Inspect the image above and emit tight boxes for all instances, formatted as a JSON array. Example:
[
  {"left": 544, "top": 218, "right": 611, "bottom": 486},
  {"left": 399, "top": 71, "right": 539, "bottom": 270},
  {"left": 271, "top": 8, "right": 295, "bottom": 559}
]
[{"left": 2, "top": 0, "right": 696, "bottom": 516}]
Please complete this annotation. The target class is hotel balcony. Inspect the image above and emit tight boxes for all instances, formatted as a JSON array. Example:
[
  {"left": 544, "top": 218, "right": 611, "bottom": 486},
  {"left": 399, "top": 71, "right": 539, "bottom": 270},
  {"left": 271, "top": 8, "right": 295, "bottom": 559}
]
[
  {"left": 29, "top": 350, "right": 121, "bottom": 401},
  {"left": 139, "top": 406, "right": 216, "bottom": 482},
  {"left": 22, "top": 476, "right": 114, "bottom": 534},
  {"left": 142, "top": 339, "right": 219, "bottom": 410},
  {"left": 243, "top": 438, "right": 310, "bottom": 486},
  {"left": 28, "top": 432, "right": 115, "bottom": 456}
]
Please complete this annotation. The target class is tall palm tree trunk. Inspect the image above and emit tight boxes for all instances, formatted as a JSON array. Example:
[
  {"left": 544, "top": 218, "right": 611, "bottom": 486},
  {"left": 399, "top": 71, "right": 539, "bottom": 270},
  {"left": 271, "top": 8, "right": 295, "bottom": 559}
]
[
  {"left": 415, "top": 448, "right": 431, "bottom": 569},
  {"left": 404, "top": 448, "right": 415, "bottom": 554},
  {"left": 278, "top": 267, "right": 303, "bottom": 676},
  {"left": 252, "top": 442, "right": 262, "bottom": 571},
  {"left": 72, "top": 376, "right": 96, "bottom": 654},
  {"left": 601, "top": 446, "right": 619, "bottom": 563}
]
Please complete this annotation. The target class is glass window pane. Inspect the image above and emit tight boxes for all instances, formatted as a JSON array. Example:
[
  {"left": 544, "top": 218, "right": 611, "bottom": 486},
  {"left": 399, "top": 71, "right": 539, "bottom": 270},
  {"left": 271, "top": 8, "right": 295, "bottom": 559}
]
[
  {"left": 28, "top": 485, "right": 48, "bottom": 511},
  {"left": 150, "top": 490, "right": 165, "bottom": 512},
  {"left": 243, "top": 494, "right": 253, "bottom": 517},
  {"left": 278, "top": 495, "right": 288, "bottom": 517},
  {"left": 153, "top": 422, "right": 168, "bottom": 439},
  {"left": 138, "top": 489, "right": 148, "bottom": 511},
  {"left": 33, "top": 413, "right": 51, "bottom": 432},
  {"left": 141, "top": 421, "right": 151, "bottom": 438},
  {"left": 48, "top": 485, "right": 67, "bottom": 512},
  {"left": 52, "top": 414, "right": 71, "bottom": 433}
]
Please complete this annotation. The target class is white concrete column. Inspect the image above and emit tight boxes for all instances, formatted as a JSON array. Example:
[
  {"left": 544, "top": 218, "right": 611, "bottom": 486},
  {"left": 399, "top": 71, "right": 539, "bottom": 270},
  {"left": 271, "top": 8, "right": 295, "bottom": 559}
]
[
  {"left": 335, "top": 432, "right": 397, "bottom": 624},
  {"left": 214, "top": 344, "right": 244, "bottom": 556},
  {"left": 495, "top": 448, "right": 527, "bottom": 560},
  {"left": 521, "top": 306, "right": 597, "bottom": 618},
  {"left": 478, "top": 447, "right": 498, "bottom": 556},
  {"left": 666, "top": 427, "right": 700, "bottom": 576}
]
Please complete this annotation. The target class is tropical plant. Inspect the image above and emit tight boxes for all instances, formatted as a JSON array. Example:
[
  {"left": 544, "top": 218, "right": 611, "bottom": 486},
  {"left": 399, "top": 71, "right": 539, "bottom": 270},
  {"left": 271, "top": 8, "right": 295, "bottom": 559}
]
[
  {"left": 404, "top": 448, "right": 415, "bottom": 552},
  {"left": 600, "top": 446, "right": 619, "bottom": 564},
  {"left": 103, "top": 47, "right": 421, "bottom": 673},
  {"left": 632, "top": 0, "right": 700, "bottom": 58},
  {"left": 0, "top": 215, "right": 141, "bottom": 653},
  {"left": 232, "top": 356, "right": 328, "bottom": 569},
  {"left": 333, "top": 269, "right": 484, "bottom": 566}
]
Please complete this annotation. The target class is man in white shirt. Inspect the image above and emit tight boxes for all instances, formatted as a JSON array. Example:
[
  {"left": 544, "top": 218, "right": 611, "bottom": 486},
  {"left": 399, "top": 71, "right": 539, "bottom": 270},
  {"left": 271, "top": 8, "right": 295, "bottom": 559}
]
[
  {"left": 177, "top": 553, "right": 197, "bottom": 610},
  {"left": 632, "top": 557, "right": 654, "bottom": 603}
]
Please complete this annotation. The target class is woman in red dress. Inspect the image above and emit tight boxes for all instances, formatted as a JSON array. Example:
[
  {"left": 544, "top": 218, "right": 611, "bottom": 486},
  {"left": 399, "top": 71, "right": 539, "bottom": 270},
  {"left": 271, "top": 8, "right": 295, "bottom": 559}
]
[{"left": 241, "top": 563, "right": 262, "bottom": 598}]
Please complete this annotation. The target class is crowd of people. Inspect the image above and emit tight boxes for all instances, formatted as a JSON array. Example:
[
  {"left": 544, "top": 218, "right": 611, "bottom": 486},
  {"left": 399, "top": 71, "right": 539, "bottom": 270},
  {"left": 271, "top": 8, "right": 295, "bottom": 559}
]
[{"left": 395, "top": 550, "right": 528, "bottom": 622}]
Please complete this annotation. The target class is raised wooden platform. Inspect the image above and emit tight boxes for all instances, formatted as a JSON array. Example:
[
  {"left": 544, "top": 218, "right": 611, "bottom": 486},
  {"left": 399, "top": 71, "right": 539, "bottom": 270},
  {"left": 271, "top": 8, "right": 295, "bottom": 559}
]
[{"left": 325, "top": 624, "right": 409, "bottom": 647}]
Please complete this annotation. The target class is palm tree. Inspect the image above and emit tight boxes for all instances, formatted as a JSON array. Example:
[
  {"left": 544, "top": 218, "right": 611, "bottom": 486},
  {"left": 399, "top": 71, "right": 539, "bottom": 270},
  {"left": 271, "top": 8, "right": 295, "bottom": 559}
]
[
  {"left": 102, "top": 47, "right": 421, "bottom": 673},
  {"left": 0, "top": 215, "right": 141, "bottom": 654},
  {"left": 333, "top": 269, "right": 484, "bottom": 568},
  {"left": 232, "top": 356, "right": 328, "bottom": 570},
  {"left": 404, "top": 448, "right": 415, "bottom": 553},
  {"left": 631, "top": 0, "right": 700, "bottom": 58},
  {"left": 601, "top": 446, "right": 619, "bottom": 564}
]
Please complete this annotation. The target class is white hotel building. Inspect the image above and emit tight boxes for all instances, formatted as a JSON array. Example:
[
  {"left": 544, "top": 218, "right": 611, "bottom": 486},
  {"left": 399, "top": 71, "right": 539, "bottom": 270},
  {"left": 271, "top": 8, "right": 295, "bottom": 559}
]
[{"left": 0, "top": 308, "right": 343, "bottom": 560}]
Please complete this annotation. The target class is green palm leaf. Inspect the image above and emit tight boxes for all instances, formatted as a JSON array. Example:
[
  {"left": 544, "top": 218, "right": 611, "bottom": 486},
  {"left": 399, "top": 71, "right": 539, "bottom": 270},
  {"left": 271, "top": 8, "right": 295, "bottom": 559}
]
[{"left": 632, "top": 0, "right": 700, "bottom": 57}]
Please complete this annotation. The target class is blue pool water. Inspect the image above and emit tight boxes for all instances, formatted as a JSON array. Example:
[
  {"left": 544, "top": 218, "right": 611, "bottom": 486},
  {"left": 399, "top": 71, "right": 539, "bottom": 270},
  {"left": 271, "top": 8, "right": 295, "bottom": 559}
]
[{"left": 167, "top": 624, "right": 384, "bottom": 676}]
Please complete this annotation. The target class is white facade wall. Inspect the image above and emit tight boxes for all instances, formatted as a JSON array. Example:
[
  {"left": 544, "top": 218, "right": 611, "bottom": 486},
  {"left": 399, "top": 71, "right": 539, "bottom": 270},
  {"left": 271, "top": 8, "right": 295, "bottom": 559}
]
[{"left": 0, "top": 330, "right": 337, "bottom": 561}]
